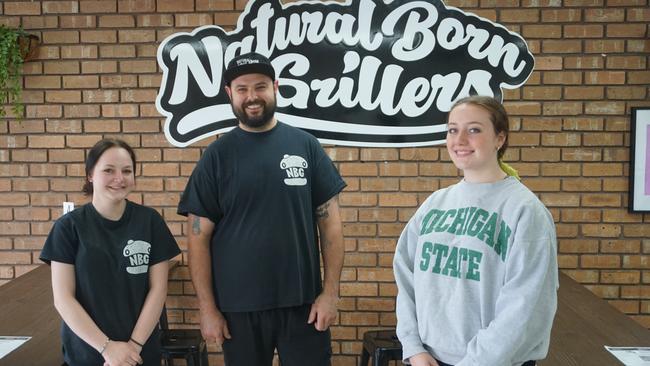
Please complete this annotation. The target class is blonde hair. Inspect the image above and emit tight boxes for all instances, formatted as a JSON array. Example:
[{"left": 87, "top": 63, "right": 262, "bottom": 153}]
[{"left": 449, "top": 95, "right": 520, "bottom": 180}]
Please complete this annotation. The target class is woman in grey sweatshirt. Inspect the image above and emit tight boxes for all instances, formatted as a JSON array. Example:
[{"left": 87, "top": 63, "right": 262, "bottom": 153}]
[{"left": 394, "top": 96, "right": 558, "bottom": 366}]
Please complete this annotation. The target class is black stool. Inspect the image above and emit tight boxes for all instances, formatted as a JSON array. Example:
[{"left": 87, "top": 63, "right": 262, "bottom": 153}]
[
  {"left": 160, "top": 306, "right": 209, "bottom": 366},
  {"left": 360, "top": 329, "right": 402, "bottom": 366}
]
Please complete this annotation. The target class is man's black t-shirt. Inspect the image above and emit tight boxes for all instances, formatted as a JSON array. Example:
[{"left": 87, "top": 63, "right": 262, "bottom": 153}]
[
  {"left": 178, "top": 122, "right": 346, "bottom": 312},
  {"left": 40, "top": 201, "right": 181, "bottom": 366}
]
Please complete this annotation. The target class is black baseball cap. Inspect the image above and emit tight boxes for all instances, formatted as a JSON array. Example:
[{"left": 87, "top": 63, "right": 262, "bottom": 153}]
[{"left": 223, "top": 52, "right": 275, "bottom": 85}]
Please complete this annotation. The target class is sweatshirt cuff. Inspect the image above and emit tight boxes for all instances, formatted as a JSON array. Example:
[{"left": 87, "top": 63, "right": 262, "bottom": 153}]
[{"left": 400, "top": 335, "right": 428, "bottom": 361}]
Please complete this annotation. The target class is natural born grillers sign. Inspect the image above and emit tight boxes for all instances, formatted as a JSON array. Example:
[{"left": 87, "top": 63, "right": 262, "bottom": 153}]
[{"left": 156, "top": 0, "right": 534, "bottom": 147}]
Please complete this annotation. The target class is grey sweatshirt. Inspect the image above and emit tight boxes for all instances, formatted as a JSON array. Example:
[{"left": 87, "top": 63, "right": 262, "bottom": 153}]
[{"left": 394, "top": 177, "right": 558, "bottom": 366}]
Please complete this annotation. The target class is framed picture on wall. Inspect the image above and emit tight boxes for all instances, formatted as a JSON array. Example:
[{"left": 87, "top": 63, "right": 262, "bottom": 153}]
[{"left": 629, "top": 107, "right": 650, "bottom": 212}]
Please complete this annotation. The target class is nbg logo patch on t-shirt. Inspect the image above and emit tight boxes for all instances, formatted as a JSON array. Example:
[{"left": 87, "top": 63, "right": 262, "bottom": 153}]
[
  {"left": 123, "top": 240, "right": 151, "bottom": 274},
  {"left": 280, "top": 154, "right": 308, "bottom": 186}
]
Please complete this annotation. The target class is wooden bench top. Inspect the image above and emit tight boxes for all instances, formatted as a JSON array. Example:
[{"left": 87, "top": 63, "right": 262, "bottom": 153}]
[{"left": 0, "top": 266, "right": 648, "bottom": 365}]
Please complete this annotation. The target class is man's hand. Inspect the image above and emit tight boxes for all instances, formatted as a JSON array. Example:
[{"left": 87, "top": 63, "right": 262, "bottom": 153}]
[
  {"left": 307, "top": 292, "right": 339, "bottom": 331},
  {"left": 409, "top": 352, "right": 440, "bottom": 366},
  {"left": 200, "top": 308, "right": 231, "bottom": 345}
]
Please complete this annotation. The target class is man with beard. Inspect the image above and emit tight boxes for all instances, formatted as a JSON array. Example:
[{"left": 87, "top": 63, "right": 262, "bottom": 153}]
[{"left": 177, "top": 52, "right": 346, "bottom": 366}]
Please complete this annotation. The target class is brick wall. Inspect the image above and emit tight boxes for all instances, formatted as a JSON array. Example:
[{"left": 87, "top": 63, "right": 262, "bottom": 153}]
[{"left": 1, "top": 0, "right": 649, "bottom": 365}]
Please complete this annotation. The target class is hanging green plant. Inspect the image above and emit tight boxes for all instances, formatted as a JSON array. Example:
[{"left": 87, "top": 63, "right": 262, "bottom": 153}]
[{"left": 0, "top": 26, "right": 38, "bottom": 119}]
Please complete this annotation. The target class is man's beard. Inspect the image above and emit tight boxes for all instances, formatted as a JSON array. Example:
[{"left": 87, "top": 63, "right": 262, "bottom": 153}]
[{"left": 232, "top": 97, "right": 277, "bottom": 129}]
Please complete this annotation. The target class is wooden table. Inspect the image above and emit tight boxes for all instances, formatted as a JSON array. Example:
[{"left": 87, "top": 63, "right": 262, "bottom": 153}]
[
  {"left": 0, "top": 260, "right": 181, "bottom": 366},
  {"left": 0, "top": 265, "right": 62, "bottom": 366},
  {"left": 540, "top": 272, "right": 650, "bottom": 365}
]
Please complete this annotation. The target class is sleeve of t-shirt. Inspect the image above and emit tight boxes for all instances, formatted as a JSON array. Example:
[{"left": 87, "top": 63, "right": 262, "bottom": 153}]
[
  {"left": 310, "top": 142, "right": 346, "bottom": 207},
  {"left": 39, "top": 215, "right": 78, "bottom": 265},
  {"left": 148, "top": 209, "right": 182, "bottom": 266},
  {"left": 177, "top": 150, "right": 223, "bottom": 223}
]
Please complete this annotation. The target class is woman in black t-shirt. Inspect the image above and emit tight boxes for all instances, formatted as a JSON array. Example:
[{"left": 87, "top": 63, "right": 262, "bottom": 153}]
[{"left": 40, "top": 139, "right": 180, "bottom": 366}]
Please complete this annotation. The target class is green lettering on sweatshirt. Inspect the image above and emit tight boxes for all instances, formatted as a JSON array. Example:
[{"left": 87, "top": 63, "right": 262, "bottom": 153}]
[
  {"left": 447, "top": 207, "right": 468, "bottom": 235},
  {"left": 420, "top": 242, "right": 433, "bottom": 271},
  {"left": 419, "top": 207, "right": 512, "bottom": 262},
  {"left": 418, "top": 243, "right": 482, "bottom": 282},
  {"left": 434, "top": 209, "right": 456, "bottom": 232},
  {"left": 431, "top": 243, "right": 448, "bottom": 274},
  {"left": 466, "top": 249, "right": 482, "bottom": 281},
  {"left": 477, "top": 212, "right": 498, "bottom": 247}
]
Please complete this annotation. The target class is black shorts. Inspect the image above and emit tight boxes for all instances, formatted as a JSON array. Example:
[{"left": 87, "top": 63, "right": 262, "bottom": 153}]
[{"left": 222, "top": 304, "right": 332, "bottom": 366}]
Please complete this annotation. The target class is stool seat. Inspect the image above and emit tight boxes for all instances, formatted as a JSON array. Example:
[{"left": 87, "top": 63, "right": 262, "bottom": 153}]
[{"left": 360, "top": 329, "right": 402, "bottom": 366}]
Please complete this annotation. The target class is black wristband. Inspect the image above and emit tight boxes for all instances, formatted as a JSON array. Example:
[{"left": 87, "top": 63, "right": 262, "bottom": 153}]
[{"left": 130, "top": 337, "right": 144, "bottom": 347}]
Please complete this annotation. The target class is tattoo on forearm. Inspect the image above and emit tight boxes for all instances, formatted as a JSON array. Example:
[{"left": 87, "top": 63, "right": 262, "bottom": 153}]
[
  {"left": 192, "top": 216, "right": 201, "bottom": 234},
  {"left": 316, "top": 201, "right": 330, "bottom": 219}
]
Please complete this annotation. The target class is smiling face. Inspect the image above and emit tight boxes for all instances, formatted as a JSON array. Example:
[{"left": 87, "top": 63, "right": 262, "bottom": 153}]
[
  {"left": 88, "top": 147, "right": 135, "bottom": 204},
  {"left": 446, "top": 103, "right": 506, "bottom": 183},
  {"left": 225, "top": 73, "right": 278, "bottom": 132}
]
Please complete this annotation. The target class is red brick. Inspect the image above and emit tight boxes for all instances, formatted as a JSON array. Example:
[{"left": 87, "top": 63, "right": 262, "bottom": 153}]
[
  {"left": 582, "top": 255, "right": 621, "bottom": 269},
  {"left": 101, "top": 104, "right": 139, "bottom": 118},
  {"left": 563, "top": 117, "right": 603, "bottom": 131},
  {"left": 119, "top": 60, "right": 157, "bottom": 74},
  {"left": 63, "top": 75, "right": 99, "bottom": 89},
  {"left": 627, "top": 71, "right": 650, "bottom": 85},
  {"left": 542, "top": 40, "right": 582, "bottom": 53},
  {"left": 43, "top": 1, "right": 79, "bottom": 14},
  {"left": 28, "top": 135, "right": 64, "bottom": 148},
  {"left": 99, "top": 45, "right": 137, "bottom": 58},
  {"left": 540, "top": 193, "right": 579, "bottom": 207},
  {"left": 197, "top": 0, "right": 233, "bottom": 11},
  {"left": 340, "top": 283, "right": 377, "bottom": 297},
  {"left": 585, "top": 8, "right": 625, "bottom": 22},
  {"left": 564, "top": 270, "right": 600, "bottom": 283},
  {"left": 339, "top": 163, "right": 378, "bottom": 177},
  {"left": 559, "top": 239, "right": 599, "bottom": 253},
  {"left": 43, "top": 31, "right": 81, "bottom": 47},
  {"left": 25, "top": 75, "right": 61, "bottom": 89},
  {"left": 80, "top": 1, "right": 116, "bottom": 13},
  {"left": 176, "top": 13, "right": 214, "bottom": 27},
  {"left": 49, "top": 149, "right": 85, "bottom": 162},
  {"left": 64, "top": 105, "right": 101, "bottom": 118},
  {"left": 521, "top": 25, "right": 561, "bottom": 39},
  {"left": 118, "top": 0, "right": 155, "bottom": 12},
  {"left": 564, "top": 24, "right": 603, "bottom": 38},
  {"left": 22, "top": 15, "right": 58, "bottom": 28},
  {"left": 61, "top": 45, "right": 98, "bottom": 59},
  {"left": 5, "top": 2, "right": 42, "bottom": 15},
  {"left": 564, "top": 56, "right": 604, "bottom": 70},
  {"left": 541, "top": 133, "right": 580, "bottom": 147},
  {"left": 627, "top": 40, "right": 650, "bottom": 53},
  {"left": 557, "top": 254, "right": 578, "bottom": 269},
  {"left": 607, "top": 24, "right": 647, "bottom": 38},
  {"left": 59, "top": 15, "right": 96, "bottom": 28},
  {"left": 623, "top": 256, "right": 650, "bottom": 269},
  {"left": 46, "top": 119, "right": 82, "bottom": 133},
  {"left": 585, "top": 39, "right": 625, "bottom": 53},
  {"left": 603, "top": 210, "right": 642, "bottom": 224},
  {"left": 11, "top": 149, "right": 47, "bottom": 162},
  {"left": 564, "top": 86, "right": 604, "bottom": 100},
  {"left": 118, "top": 29, "right": 155, "bottom": 43},
  {"left": 621, "top": 286, "right": 650, "bottom": 299},
  {"left": 627, "top": 8, "right": 650, "bottom": 21},
  {"left": 400, "top": 177, "right": 437, "bottom": 192},
  {"left": 602, "top": 271, "right": 641, "bottom": 284},
  {"left": 46, "top": 90, "right": 82, "bottom": 104},
  {"left": 541, "top": 9, "right": 581, "bottom": 23},
  {"left": 607, "top": 86, "right": 647, "bottom": 100},
  {"left": 137, "top": 14, "right": 174, "bottom": 27},
  {"left": 0, "top": 251, "right": 32, "bottom": 264}
]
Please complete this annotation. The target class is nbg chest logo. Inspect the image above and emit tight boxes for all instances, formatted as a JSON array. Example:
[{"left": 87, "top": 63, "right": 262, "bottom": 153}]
[
  {"left": 281, "top": 154, "right": 308, "bottom": 186},
  {"left": 156, "top": 0, "right": 534, "bottom": 147},
  {"left": 123, "top": 240, "right": 151, "bottom": 274}
]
